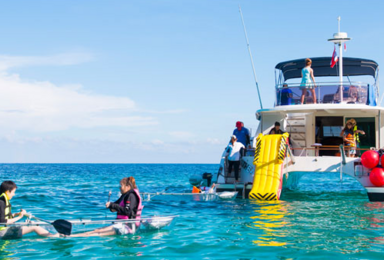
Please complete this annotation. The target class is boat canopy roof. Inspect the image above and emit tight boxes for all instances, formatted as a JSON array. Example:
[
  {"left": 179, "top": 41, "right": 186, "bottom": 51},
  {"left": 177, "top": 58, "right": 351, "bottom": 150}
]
[{"left": 275, "top": 57, "right": 378, "bottom": 81}]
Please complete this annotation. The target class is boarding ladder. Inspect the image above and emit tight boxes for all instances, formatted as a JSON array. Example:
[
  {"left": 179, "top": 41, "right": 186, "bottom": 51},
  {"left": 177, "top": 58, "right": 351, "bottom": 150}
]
[{"left": 286, "top": 116, "right": 307, "bottom": 156}]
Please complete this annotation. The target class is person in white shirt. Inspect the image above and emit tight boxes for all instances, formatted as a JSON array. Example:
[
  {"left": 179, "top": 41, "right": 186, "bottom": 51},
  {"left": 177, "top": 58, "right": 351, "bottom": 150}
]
[{"left": 226, "top": 135, "right": 245, "bottom": 183}]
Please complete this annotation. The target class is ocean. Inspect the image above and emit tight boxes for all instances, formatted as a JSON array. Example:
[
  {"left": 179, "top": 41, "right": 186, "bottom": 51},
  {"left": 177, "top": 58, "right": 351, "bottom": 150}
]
[{"left": 0, "top": 163, "right": 383, "bottom": 259}]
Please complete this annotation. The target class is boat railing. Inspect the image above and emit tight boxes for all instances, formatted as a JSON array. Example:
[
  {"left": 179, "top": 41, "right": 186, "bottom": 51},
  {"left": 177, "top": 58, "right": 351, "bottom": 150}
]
[
  {"left": 290, "top": 146, "right": 369, "bottom": 157},
  {"left": 339, "top": 145, "right": 346, "bottom": 165},
  {"left": 275, "top": 82, "right": 369, "bottom": 106}
]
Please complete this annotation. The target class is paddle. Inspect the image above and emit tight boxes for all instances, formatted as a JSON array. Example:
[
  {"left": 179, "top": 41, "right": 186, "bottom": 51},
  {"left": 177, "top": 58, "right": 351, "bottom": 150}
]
[
  {"left": 105, "top": 190, "right": 112, "bottom": 218},
  {"left": 30, "top": 215, "right": 72, "bottom": 236}
]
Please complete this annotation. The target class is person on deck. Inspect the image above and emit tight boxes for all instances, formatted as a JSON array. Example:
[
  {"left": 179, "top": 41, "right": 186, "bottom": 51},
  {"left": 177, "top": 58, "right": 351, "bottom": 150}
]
[
  {"left": 226, "top": 135, "right": 245, "bottom": 184},
  {"left": 0, "top": 181, "right": 60, "bottom": 239},
  {"left": 70, "top": 177, "right": 143, "bottom": 237},
  {"left": 233, "top": 121, "right": 250, "bottom": 148},
  {"left": 340, "top": 119, "right": 365, "bottom": 157},
  {"left": 300, "top": 58, "right": 317, "bottom": 104},
  {"left": 269, "top": 122, "right": 285, "bottom": 135},
  {"left": 280, "top": 83, "right": 293, "bottom": 105}
]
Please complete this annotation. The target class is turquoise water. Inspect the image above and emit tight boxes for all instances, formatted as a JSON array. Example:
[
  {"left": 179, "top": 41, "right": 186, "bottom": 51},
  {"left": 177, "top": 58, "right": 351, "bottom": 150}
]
[{"left": 1, "top": 164, "right": 384, "bottom": 259}]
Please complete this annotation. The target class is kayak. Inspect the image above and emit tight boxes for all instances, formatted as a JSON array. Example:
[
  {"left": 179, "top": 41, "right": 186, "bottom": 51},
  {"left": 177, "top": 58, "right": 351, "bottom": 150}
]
[
  {"left": 141, "top": 191, "right": 238, "bottom": 201},
  {"left": 0, "top": 215, "right": 177, "bottom": 231}
]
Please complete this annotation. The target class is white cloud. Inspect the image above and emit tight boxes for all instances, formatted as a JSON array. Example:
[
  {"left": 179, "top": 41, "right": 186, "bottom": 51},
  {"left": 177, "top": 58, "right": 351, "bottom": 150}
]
[
  {"left": 169, "top": 131, "right": 195, "bottom": 139},
  {"left": 0, "top": 52, "right": 94, "bottom": 71},
  {"left": 141, "top": 109, "right": 188, "bottom": 114},
  {"left": 0, "top": 72, "right": 158, "bottom": 132},
  {"left": 151, "top": 139, "right": 164, "bottom": 145},
  {"left": 206, "top": 138, "right": 224, "bottom": 145}
]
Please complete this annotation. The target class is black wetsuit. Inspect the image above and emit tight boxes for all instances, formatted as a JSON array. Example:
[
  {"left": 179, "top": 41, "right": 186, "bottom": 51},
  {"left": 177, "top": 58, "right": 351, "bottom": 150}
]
[{"left": 108, "top": 190, "right": 139, "bottom": 218}]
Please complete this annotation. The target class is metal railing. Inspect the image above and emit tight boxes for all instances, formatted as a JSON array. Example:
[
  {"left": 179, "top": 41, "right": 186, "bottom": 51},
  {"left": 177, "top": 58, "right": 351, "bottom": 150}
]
[{"left": 276, "top": 82, "right": 370, "bottom": 106}]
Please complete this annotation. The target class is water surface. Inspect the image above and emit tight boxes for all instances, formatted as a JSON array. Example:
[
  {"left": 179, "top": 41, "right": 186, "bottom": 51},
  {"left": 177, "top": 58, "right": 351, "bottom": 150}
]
[{"left": 0, "top": 164, "right": 383, "bottom": 259}]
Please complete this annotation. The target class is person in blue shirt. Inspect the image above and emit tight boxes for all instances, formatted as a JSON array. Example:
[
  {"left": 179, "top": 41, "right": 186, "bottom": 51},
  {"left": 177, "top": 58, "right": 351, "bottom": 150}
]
[
  {"left": 233, "top": 121, "right": 250, "bottom": 147},
  {"left": 280, "top": 83, "right": 293, "bottom": 105}
]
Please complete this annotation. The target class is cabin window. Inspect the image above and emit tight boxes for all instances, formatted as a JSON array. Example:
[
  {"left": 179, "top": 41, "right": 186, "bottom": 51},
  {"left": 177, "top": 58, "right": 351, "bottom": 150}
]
[{"left": 315, "top": 117, "right": 344, "bottom": 156}]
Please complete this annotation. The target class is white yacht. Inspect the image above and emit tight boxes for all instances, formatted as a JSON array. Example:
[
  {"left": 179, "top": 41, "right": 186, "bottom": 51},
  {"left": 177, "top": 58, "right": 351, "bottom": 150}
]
[{"left": 192, "top": 29, "right": 384, "bottom": 201}]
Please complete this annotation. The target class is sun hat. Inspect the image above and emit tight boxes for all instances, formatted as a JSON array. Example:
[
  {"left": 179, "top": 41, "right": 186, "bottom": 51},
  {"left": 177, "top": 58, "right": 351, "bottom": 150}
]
[{"left": 346, "top": 119, "right": 356, "bottom": 126}]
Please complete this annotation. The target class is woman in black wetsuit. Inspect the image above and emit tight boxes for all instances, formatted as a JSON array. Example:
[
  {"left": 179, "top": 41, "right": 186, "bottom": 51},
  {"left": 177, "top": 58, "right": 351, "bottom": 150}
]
[{"left": 71, "top": 177, "right": 143, "bottom": 237}]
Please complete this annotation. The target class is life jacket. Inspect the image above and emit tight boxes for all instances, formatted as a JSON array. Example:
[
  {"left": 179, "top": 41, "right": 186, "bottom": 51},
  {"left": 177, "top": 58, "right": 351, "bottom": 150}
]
[
  {"left": 354, "top": 125, "right": 360, "bottom": 143},
  {"left": 0, "top": 193, "right": 12, "bottom": 220},
  {"left": 117, "top": 189, "right": 143, "bottom": 228},
  {"left": 0, "top": 193, "right": 12, "bottom": 231},
  {"left": 192, "top": 186, "right": 201, "bottom": 193},
  {"left": 346, "top": 133, "right": 355, "bottom": 147}
]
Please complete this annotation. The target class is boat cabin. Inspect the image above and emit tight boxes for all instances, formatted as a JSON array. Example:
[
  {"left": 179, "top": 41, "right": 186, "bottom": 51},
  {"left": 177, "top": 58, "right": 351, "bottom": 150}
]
[{"left": 256, "top": 57, "right": 383, "bottom": 157}]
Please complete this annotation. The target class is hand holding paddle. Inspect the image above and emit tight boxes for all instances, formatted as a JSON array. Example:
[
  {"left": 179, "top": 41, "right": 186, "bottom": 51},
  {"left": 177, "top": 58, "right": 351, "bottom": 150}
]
[
  {"left": 17, "top": 209, "right": 26, "bottom": 217},
  {"left": 106, "top": 190, "right": 112, "bottom": 208}
]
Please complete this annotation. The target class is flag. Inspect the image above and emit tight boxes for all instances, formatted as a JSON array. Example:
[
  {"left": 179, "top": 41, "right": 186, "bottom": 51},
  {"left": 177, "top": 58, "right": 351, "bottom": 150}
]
[
  {"left": 344, "top": 42, "right": 347, "bottom": 52},
  {"left": 330, "top": 46, "right": 338, "bottom": 68}
]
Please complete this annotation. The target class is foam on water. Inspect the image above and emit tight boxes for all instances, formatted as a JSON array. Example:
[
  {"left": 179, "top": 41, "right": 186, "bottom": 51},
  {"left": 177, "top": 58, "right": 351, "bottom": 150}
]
[{"left": 1, "top": 164, "right": 384, "bottom": 259}]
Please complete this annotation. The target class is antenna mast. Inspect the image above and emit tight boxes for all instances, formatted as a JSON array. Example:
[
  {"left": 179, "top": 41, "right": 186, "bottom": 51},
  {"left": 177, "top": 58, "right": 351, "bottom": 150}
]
[
  {"left": 328, "top": 16, "right": 351, "bottom": 102},
  {"left": 239, "top": 5, "right": 263, "bottom": 109}
]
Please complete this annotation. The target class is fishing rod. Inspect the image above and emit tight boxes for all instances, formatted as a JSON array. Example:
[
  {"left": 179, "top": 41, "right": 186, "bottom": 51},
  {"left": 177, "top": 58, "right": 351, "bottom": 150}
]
[{"left": 238, "top": 5, "right": 263, "bottom": 109}]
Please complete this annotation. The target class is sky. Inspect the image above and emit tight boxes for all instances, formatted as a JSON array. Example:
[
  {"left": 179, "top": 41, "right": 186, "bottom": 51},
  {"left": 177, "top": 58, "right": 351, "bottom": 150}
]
[{"left": 0, "top": 0, "right": 383, "bottom": 163}]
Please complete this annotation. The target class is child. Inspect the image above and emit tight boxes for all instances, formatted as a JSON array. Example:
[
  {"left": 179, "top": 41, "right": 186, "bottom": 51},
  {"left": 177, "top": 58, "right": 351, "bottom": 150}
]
[
  {"left": 341, "top": 120, "right": 365, "bottom": 158},
  {"left": 0, "top": 180, "right": 59, "bottom": 239}
]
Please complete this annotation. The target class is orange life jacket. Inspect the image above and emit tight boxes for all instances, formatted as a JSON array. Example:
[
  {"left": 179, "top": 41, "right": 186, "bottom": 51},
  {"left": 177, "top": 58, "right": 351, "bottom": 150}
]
[
  {"left": 346, "top": 133, "right": 355, "bottom": 147},
  {"left": 192, "top": 186, "right": 201, "bottom": 193}
]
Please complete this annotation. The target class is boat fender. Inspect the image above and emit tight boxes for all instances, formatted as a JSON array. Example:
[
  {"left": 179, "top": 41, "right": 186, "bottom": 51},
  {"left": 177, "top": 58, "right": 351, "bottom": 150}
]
[
  {"left": 361, "top": 150, "right": 380, "bottom": 169},
  {"left": 369, "top": 167, "right": 384, "bottom": 187},
  {"left": 380, "top": 155, "right": 384, "bottom": 167}
]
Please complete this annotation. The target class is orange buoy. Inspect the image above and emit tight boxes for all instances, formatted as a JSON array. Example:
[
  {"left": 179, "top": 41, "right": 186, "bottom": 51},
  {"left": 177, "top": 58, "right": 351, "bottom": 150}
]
[
  {"left": 361, "top": 150, "right": 380, "bottom": 169},
  {"left": 369, "top": 167, "right": 384, "bottom": 187}
]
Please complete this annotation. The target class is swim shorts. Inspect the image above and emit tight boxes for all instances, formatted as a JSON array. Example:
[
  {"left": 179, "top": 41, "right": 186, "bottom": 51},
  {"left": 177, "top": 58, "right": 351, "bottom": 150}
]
[
  {"left": 112, "top": 223, "right": 135, "bottom": 235},
  {"left": 0, "top": 227, "right": 22, "bottom": 239}
]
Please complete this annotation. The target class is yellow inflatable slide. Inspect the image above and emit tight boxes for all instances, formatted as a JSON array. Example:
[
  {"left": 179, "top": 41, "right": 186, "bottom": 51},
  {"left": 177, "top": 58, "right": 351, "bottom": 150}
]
[{"left": 249, "top": 132, "right": 289, "bottom": 201}]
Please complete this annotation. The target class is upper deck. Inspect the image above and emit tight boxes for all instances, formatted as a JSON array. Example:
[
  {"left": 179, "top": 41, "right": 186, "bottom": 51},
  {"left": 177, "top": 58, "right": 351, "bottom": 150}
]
[{"left": 274, "top": 57, "right": 379, "bottom": 107}]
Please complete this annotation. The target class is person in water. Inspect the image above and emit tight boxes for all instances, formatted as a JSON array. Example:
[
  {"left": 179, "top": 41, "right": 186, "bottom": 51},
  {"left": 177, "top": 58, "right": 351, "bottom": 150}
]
[
  {"left": 70, "top": 177, "right": 143, "bottom": 237},
  {"left": 192, "top": 183, "right": 216, "bottom": 194},
  {"left": 0, "top": 181, "right": 60, "bottom": 239},
  {"left": 300, "top": 58, "right": 317, "bottom": 104}
]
